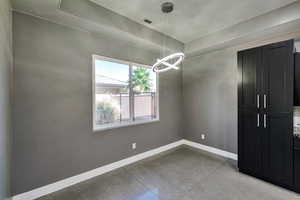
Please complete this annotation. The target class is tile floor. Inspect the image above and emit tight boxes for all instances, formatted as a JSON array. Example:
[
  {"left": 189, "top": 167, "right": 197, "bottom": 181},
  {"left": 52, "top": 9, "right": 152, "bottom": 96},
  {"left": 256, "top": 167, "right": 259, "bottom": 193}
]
[{"left": 38, "top": 147, "right": 300, "bottom": 200}]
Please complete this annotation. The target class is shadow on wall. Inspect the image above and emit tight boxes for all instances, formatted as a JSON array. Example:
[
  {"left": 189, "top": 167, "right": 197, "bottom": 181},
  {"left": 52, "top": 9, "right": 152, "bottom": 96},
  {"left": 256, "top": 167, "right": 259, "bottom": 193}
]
[{"left": 183, "top": 48, "right": 238, "bottom": 154}]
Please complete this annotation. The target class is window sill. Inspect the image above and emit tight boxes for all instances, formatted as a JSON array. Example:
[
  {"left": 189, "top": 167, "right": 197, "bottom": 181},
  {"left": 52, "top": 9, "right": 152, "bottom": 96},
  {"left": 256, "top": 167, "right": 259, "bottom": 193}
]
[{"left": 93, "top": 119, "right": 160, "bottom": 132}]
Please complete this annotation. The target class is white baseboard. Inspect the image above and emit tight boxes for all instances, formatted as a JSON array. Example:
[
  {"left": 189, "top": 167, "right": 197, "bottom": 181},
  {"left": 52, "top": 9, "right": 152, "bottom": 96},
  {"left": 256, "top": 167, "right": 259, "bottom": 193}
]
[
  {"left": 12, "top": 140, "right": 184, "bottom": 200},
  {"left": 182, "top": 139, "right": 238, "bottom": 160},
  {"left": 12, "top": 139, "right": 237, "bottom": 200}
]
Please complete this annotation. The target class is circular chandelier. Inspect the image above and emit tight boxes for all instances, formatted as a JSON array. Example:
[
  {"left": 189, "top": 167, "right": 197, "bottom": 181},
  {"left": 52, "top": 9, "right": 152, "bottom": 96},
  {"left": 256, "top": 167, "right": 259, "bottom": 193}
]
[
  {"left": 152, "top": 52, "right": 185, "bottom": 73},
  {"left": 152, "top": 2, "right": 185, "bottom": 73}
]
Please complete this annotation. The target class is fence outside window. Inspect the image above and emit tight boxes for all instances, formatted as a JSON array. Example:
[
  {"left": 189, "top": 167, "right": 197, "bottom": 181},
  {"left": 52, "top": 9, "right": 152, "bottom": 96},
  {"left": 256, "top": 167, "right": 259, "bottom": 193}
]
[{"left": 95, "top": 92, "right": 157, "bottom": 125}]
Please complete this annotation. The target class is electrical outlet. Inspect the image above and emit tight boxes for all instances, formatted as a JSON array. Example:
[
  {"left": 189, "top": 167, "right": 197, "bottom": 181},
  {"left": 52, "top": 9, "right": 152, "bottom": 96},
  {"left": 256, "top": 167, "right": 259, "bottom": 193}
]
[
  {"left": 201, "top": 134, "right": 206, "bottom": 140},
  {"left": 132, "top": 143, "right": 136, "bottom": 150}
]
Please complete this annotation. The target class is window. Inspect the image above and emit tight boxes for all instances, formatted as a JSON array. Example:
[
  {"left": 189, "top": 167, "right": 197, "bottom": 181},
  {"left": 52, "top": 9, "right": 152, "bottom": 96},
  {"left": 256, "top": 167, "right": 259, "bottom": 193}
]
[{"left": 93, "top": 55, "right": 159, "bottom": 131}]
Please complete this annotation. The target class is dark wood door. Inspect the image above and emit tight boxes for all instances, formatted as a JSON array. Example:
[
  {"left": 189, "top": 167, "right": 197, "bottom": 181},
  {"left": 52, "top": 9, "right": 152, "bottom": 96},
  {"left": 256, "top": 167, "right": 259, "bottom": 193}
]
[
  {"left": 238, "top": 47, "right": 263, "bottom": 176},
  {"left": 261, "top": 40, "right": 294, "bottom": 187}
]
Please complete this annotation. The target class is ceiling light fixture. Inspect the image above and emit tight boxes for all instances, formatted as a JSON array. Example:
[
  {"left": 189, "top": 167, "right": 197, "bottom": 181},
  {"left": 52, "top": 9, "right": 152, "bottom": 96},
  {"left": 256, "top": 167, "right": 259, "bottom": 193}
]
[{"left": 152, "top": 2, "right": 185, "bottom": 73}]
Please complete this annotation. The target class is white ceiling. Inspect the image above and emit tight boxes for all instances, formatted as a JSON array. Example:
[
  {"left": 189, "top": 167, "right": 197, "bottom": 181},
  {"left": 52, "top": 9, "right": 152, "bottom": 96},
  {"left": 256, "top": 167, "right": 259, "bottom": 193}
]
[
  {"left": 90, "top": 0, "right": 297, "bottom": 43},
  {"left": 12, "top": 0, "right": 184, "bottom": 53},
  {"left": 12, "top": 0, "right": 300, "bottom": 55}
]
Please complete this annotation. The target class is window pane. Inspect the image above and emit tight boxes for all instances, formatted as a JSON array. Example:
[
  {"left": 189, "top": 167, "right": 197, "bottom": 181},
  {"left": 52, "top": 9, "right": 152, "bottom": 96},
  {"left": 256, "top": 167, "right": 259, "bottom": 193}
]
[
  {"left": 95, "top": 59, "right": 130, "bottom": 125},
  {"left": 132, "top": 66, "right": 157, "bottom": 121}
]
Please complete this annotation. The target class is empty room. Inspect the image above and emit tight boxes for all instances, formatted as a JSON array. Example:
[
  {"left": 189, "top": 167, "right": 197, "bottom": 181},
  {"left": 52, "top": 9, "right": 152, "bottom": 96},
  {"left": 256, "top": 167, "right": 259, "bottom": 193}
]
[{"left": 2, "top": 0, "right": 300, "bottom": 199}]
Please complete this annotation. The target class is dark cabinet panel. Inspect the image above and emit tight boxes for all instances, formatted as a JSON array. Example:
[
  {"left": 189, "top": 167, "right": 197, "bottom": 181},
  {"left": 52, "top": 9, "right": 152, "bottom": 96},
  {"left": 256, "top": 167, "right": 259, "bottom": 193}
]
[
  {"left": 238, "top": 39, "right": 294, "bottom": 190},
  {"left": 238, "top": 48, "right": 262, "bottom": 109},
  {"left": 238, "top": 48, "right": 262, "bottom": 172},
  {"left": 294, "top": 137, "right": 300, "bottom": 192},
  {"left": 294, "top": 147, "right": 300, "bottom": 192},
  {"left": 295, "top": 53, "right": 300, "bottom": 106},
  {"left": 263, "top": 115, "right": 293, "bottom": 186},
  {"left": 263, "top": 41, "right": 294, "bottom": 114},
  {"left": 261, "top": 41, "right": 294, "bottom": 187},
  {"left": 240, "top": 111, "right": 262, "bottom": 176}
]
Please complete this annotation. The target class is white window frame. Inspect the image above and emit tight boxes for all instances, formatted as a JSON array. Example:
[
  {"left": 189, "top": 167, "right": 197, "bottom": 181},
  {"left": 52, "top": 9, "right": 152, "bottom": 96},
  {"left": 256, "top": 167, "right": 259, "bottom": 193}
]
[{"left": 92, "top": 54, "right": 160, "bottom": 132}]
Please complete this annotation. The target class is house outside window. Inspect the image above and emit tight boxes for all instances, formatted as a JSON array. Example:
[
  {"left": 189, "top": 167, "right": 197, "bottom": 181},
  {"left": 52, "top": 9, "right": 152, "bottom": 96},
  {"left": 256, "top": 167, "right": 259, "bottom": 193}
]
[{"left": 93, "top": 55, "right": 159, "bottom": 131}]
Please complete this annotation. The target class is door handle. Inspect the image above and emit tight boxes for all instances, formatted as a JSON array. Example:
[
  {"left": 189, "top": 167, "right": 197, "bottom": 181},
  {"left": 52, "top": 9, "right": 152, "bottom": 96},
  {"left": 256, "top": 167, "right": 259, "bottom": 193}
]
[
  {"left": 257, "top": 113, "right": 260, "bottom": 127},
  {"left": 264, "top": 95, "right": 267, "bottom": 109},
  {"left": 264, "top": 114, "right": 267, "bottom": 128},
  {"left": 257, "top": 94, "right": 260, "bottom": 109}
]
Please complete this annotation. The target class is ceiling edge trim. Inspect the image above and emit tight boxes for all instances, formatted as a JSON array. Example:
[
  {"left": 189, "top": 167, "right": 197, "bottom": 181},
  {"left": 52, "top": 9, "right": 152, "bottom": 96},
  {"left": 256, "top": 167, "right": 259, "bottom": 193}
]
[{"left": 185, "top": 1, "right": 300, "bottom": 56}]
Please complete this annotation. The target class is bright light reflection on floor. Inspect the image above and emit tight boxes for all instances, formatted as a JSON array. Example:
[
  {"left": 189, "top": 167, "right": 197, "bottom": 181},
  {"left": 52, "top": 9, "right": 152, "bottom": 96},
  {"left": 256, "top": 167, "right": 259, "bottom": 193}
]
[{"left": 133, "top": 188, "right": 159, "bottom": 200}]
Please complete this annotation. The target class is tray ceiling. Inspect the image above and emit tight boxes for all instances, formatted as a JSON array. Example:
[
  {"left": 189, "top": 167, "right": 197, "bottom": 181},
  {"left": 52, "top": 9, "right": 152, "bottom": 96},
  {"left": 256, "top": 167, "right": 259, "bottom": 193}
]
[{"left": 90, "top": 0, "right": 297, "bottom": 43}]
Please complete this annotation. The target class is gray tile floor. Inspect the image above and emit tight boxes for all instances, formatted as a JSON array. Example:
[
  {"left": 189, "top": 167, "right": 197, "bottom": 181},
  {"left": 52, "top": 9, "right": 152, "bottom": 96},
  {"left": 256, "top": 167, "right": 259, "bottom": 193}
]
[{"left": 38, "top": 147, "right": 300, "bottom": 200}]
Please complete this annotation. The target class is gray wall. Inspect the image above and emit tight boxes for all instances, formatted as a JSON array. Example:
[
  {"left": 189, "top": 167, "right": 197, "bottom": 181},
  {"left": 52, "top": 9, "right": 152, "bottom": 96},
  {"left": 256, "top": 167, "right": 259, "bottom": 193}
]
[
  {"left": 182, "top": 37, "right": 300, "bottom": 154},
  {"left": 12, "top": 12, "right": 183, "bottom": 195},
  {"left": 12, "top": 5, "right": 300, "bottom": 196},
  {"left": 0, "top": 0, "right": 12, "bottom": 199},
  {"left": 296, "top": 40, "right": 300, "bottom": 51},
  {"left": 183, "top": 48, "right": 238, "bottom": 153}
]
